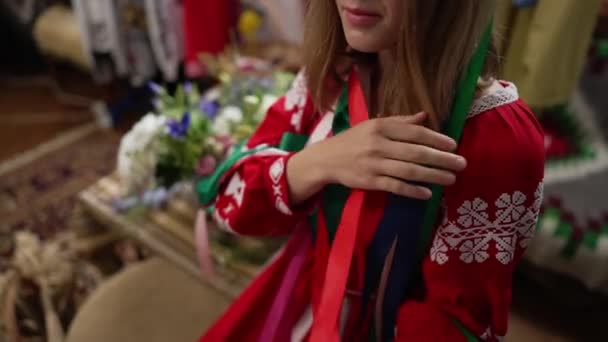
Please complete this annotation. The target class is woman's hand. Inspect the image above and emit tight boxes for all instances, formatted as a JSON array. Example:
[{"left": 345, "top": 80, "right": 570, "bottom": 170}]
[{"left": 287, "top": 112, "right": 467, "bottom": 204}]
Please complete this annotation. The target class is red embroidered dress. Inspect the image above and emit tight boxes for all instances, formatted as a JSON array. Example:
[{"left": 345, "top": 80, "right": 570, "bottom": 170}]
[{"left": 199, "top": 71, "right": 545, "bottom": 342}]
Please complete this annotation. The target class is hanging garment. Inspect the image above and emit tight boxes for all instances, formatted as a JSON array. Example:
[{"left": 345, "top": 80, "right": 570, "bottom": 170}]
[
  {"left": 144, "top": 0, "right": 183, "bottom": 82},
  {"left": 115, "top": 0, "right": 157, "bottom": 86},
  {"left": 182, "top": 0, "right": 237, "bottom": 78},
  {"left": 495, "top": 0, "right": 603, "bottom": 108},
  {"left": 4, "top": 0, "right": 36, "bottom": 24},
  {"left": 72, "top": 0, "right": 128, "bottom": 83},
  {"left": 196, "top": 69, "right": 545, "bottom": 342}
]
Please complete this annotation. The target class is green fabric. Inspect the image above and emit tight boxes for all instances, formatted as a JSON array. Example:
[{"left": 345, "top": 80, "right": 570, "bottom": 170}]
[
  {"left": 453, "top": 320, "right": 480, "bottom": 342},
  {"left": 280, "top": 133, "right": 309, "bottom": 152},
  {"left": 321, "top": 86, "right": 352, "bottom": 242},
  {"left": 555, "top": 221, "right": 573, "bottom": 239},
  {"left": 598, "top": 39, "right": 608, "bottom": 59},
  {"left": 197, "top": 132, "right": 309, "bottom": 206},
  {"left": 543, "top": 106, "right": 597, "bottom": 166},
  {"left": 558, "top": 221, "right": 576, "bottom": 258},
  {"left": 582, "top": 231, "right": 599, "bottom": 250},
  {"left": 539, "top": 208, "right": 561, "bottom": 234},
  {"left": 196, "top": 140, "right": 266, "bottom": 205}
]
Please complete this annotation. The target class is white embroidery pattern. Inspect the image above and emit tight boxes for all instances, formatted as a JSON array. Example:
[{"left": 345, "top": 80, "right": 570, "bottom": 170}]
[
  {"left": 269, "top": 158, "right": 292, "bottom": 216},
  {"left": 468, "top": 82, "right": 519, "bottom": 118},
  {"left": 224, "top": 172, "right": 246, "bottom": 207},
  {"left": 430, "top": 182, "right": 543, "bottom": 266},
  {"left": 284, "top": 71, "right": 308, "bottom": 132}
]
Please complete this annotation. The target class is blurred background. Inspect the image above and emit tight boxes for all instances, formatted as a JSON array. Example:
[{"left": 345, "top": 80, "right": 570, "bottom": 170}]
[{"left": 1, "top": 0, "right": 608, "bottom": 341}]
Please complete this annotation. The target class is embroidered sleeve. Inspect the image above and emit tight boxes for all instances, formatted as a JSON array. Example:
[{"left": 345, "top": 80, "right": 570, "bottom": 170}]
[
  {"left": 201, "top": 70, "right": 316, "bottom": 236},
  {"left": 396, "top": 100, "right": 545, "bottom": 342}
]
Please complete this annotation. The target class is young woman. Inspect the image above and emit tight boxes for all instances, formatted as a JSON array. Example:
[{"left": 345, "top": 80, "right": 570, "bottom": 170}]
[{"left": 198, "top": 1, "right": 545, "bottom": 341}]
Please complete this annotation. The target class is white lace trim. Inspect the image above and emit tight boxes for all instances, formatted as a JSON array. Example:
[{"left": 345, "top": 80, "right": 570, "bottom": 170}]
[
  {"left": 285, "top": 74, "right": 518, "bottom": 124},
  {"left": 468, "top": 82, "right": 519, "bottom": 118}
]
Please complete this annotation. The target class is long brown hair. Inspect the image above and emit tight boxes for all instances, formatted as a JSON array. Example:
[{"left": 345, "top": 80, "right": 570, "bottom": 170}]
[{"left": 303, "top": 0, "right": 498, "bottom": 129}]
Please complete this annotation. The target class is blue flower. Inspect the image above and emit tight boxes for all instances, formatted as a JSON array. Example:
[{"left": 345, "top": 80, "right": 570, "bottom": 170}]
[
  {"left": 259, "top": 78, "right": 274, "bottom": 90},
  {"left": 148, "top": 81, "right": 165, "bottom": 95},
  {"left": 167, "top": 113, "right": 191, "bottom": 138},
  {"left": 184, "top": 81, "right": 193, "bottom": 94},
  {"left": 200, "top": 100, "right": 220, "bottom": 119}
]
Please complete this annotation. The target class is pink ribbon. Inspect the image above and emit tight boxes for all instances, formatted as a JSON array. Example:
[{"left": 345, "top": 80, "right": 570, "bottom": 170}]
[
  {"left": 195, "top": 210, "right": 215, "bottom": 276},
  {"left": 258, "top": 226, "right": 311, "bottom": 342}
]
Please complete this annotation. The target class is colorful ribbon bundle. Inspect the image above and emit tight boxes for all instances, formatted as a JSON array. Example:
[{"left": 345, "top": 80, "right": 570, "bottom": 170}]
[
  {"left": 309, "top": 21, "right": 494, "bottom": 342},
  {"left": 195, "top": 16, "right": 495, "bottom": 342}
]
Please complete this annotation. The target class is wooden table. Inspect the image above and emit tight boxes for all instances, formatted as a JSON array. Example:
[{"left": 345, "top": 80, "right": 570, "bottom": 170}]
[{"left": 78, "top": 175, "right": 268, "bottom": 299}]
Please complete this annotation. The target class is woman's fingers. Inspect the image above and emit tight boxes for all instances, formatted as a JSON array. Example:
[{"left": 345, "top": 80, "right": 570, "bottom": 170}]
[
  {"left": 374, "top": 159, "right": 457, "bottom": 186},
  {"left": 372, "top": 176, "right": 433, "bottom": 200},
  {"left": 379, "top": 140, "right": 467, "bottom": 171},
  {"left": 377, "top": 116, "right": 457, "bottom": 152}
]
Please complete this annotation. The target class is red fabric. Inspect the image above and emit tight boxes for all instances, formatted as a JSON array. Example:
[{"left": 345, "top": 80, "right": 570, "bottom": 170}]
[
  {"left": 396, "top": 302, "right": 468, "bottom": 342},
  {"left": 397, "top": 98, "right": 545, "bottom": 341},
  {"left": 183, "top": 0, "right": 235, "bottom": 66},
  {"left": 200, "top": 73, "right": 545, "bottom": 342}
]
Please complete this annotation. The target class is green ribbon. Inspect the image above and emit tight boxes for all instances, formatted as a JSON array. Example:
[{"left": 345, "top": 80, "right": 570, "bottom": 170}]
[
  {"left": 454, "top": 320, "right": 482, "bottom": 342},
  {"left": 413, "top": 21, "right": 495, "bottom": 342},
  {"left": 320, "top": 86, "right": 352, "bottom": 242},
  {"left": 197, "top": 140, "right": 259, "bottom": 205},
  {"left": 280, "top": 133, "right": 309, "bottom": 152},
  {"left": 416, "top": 21, "right": 494, "bottom": 280},
  {"left": 197, "top": 132, "right": 311, "bottom": 206}
]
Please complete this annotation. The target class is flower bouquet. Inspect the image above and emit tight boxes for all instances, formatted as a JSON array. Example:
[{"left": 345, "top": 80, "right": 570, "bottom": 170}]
[
  {"left": 117, "top": 55, "right": 295, "bottom": 200},
  {"left": 115, "top": 54, "right": 296, "bottom": 272}
]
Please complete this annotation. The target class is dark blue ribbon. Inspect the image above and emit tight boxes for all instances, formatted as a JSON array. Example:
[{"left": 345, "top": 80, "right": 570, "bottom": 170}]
[{"left": 362, "top": 194, "right": 427, "bottom": 341}]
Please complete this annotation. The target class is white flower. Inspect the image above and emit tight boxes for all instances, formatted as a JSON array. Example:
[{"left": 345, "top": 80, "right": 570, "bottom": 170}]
[
  {"left": 220, "top": 106, "right": 244, "bottom": 122},
  {"left": 212, "top": 118, "right": 231, "bottom": 136},
  {"left": 117, "top": 113, "right": 166, "bottom": 194},
  {"left": 203, "top": 87, "right": 221, "bottom": 102},
  {"left": 212, "top": 106, "right": 244, "bottom": 136}
]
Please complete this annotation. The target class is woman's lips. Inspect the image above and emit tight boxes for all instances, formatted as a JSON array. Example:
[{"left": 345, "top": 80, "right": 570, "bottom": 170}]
[{"left": 343, "top": 7, "right": 382, "bottom": 27}]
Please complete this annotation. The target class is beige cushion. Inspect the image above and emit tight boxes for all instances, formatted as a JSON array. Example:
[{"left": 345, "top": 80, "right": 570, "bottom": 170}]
[
  {"left": 67, "top": 258, "right": 230, "bottom": 342},
  {"left": 33, "top": 5, "right": 90, "bottom": 70}
]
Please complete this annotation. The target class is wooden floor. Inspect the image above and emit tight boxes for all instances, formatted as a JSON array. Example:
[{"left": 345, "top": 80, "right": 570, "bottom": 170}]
[
  {"left": 0, "top": 68, "right": 139, "bottom": 162},
  {"left": 0, "top": 76, "right": 90, "bottom": 161}
]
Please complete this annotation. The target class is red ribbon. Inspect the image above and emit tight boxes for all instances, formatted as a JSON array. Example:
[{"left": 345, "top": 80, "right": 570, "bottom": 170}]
[{"left": 309, "top": 72, "right": 369, "bottom": 341}]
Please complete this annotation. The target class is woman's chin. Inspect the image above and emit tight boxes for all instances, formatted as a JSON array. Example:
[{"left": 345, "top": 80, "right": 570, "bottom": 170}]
[{"left": 344, "top": 33, "right": 390, "bottom": 53}]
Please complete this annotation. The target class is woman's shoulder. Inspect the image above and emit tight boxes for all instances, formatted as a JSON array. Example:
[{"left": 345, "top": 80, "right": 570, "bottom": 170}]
[
  {"left": 467, "top": 81, "right": 524, "bottom": 119},
  {"left": 461, "top": 81, "right": 545, "bottom": 168}
]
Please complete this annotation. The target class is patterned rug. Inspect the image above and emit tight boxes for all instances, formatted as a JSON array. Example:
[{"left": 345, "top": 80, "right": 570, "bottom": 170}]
[
  {"left": 0, "top": 123, "right": 136, "bottom": 340},
  {"left": 0, "top": 123, "right": 120, "bottom": 240}
]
